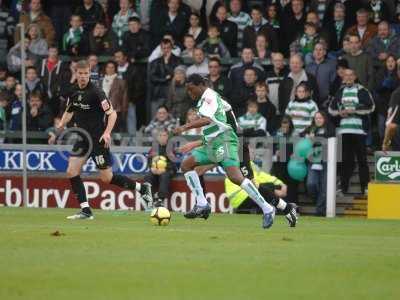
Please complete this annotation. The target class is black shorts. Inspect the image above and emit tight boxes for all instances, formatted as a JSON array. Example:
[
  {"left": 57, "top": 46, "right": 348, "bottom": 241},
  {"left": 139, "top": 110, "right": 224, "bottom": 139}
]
[{"left": 71, "top": 136, "right": 112, "bottom": 170}]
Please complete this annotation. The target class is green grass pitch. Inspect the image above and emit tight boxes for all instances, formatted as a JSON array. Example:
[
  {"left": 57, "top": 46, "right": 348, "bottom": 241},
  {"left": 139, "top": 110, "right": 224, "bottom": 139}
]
[{"left": 0, "top": 207, "right": 399, "bottom": 300}]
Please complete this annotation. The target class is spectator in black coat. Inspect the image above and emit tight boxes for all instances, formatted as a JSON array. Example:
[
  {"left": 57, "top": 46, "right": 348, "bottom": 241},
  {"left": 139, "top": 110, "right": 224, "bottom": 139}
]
[
  {"left": 278, "top": 54, "right": 320, "bottom": 114},
  {"left": 187, "top": 12, "right": 207, "bottom": 45},
  {"left": 122, "top": 16, "right": 150, "bottom": 63},
  {"left": 207, "top": 57, "right": 232, "bottom": 100},
  {"left": 27, "top": 91, "right": 53, "bottom": 133},
  {"left": 324, "top": 0, "right": 365, "bottom": 28},
  {"left": 78, "top": 21, "right": 117, "bottom": 56},
  {"left": 149, "top": 39, "right": 182, "bottom": 117},
  {"left": 211, "top": 4, "right": 238, "bottom": 57},
  {"left": 243, "top": 5, "right": 279, "bottom": 52},
  {"left": 74, "top": 0, "right": 105, "bottom": 31},
  {"left": 150, "top": 0, "right": 189, "bottom": 48},
  {"left": 324, "top": 2, "right": 350, "bottom": 52},
  {"left": 280, "top": 0, "right": 306, "bottom": 56},
  {"left": 255, "top": 81, "right": 277, "bottom": 135},
  {"left": 230, "top": 67, "right": 258, "bottom": 116},
  {"left": 229, "top": 47, "right": 265, "bottom": 90}
]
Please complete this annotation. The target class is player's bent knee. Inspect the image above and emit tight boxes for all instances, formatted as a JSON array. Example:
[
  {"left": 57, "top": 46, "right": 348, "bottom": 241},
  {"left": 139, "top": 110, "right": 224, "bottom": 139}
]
[
  {"left": 66, "top": 168, "right": 79, "bottom": 178},
  {"left": 99, "top": 172, "right": 113, "bottom": 184}
]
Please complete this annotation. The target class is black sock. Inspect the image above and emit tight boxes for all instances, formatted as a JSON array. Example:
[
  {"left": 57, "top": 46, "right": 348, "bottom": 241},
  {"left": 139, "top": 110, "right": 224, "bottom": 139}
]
[
  {"left": 110, "top": 174, "right": 138, "bottom": 191},
  {"left": 82, "top": 207, "right": 92, "bottom": 215},
  {"left": 282, "top": 204, "right": 292, "bottom": 215},
  {"left": 199, "top": 175, "right": 206, "bottom": 193},
  {"left": 70, "top": 175, "right": 87, "bottom": 204}
]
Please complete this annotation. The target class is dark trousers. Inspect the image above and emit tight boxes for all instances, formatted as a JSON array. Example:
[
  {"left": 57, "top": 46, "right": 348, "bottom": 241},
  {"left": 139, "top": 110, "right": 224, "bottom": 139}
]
[
  {"left": 341, "top": 134, "right": 370, "bottom": 193},
  {"left": 144, "top": 171, "right": 174, "bottom": 199}
]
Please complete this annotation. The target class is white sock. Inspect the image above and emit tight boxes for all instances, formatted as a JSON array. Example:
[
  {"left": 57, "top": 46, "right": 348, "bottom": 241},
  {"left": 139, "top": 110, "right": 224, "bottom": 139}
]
[
  {"left": 184, "top": 170, "right": 208, "bottom": 206},
  {"left": 240, "top": 178, "right": 273, "bottom": 214},
  {"left": 277, "top": 198, "right": 287, "bottom": 211},
  {"left": 80, "top": 202, "right": 89, "bottom": 209}
]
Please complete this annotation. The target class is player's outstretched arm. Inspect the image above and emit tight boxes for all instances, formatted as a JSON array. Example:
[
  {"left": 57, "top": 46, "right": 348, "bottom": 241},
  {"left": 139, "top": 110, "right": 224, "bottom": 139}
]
[
  {"left": 173, "top": 117, "right": 211, "bottom": 135},
  {"left": 57, "top": 111, "right": 74, "bottom": 132},
  {"left": 100, "top": 110, "right": 117, "bottom": 148}
]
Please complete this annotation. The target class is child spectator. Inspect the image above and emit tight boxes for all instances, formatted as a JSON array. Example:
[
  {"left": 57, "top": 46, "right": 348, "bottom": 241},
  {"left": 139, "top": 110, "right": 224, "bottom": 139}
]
[
  {"left": 266, "top": 4, "right": 280, "bottom": 31},
  {"left": 238, "top": 99, "right": 267, "bottom": 137},
  {"left": 271, "top": 115, "right": 299, "bottom": 204},
  {"left": 302, "top": 111, "right": 335, "bottom": 216},
  {"left": 3, "top": 75, "right": 17, "bottom": 101},
  {"left": 290, "top": 22, "right": 320, "bottom": 57},
  {"left": 62, "top": 14, "right": 84, "bottom": 56},
  {"left": 285, "top": 83, "right": 318, "bottom": 135},
  {"left": 188, "top": 13, "right": 207, "bottom": 44},
  {"left": 255, "top": 81, "right": 277, "bottom": 135},
  {"left": 181, "top": 34, "right": 196, "bottom": 58},
  {"left": 200, "top": 25, "right": 231, "bottom": 59},
  {"left": 88, "top": 54, "right": 101, "bottom": 88},
  {"left": 145, "top": 129, "right": 177, "bottom": 207},
  {"left": 9, "top": 83, "right": 22, "bottom": 131}
]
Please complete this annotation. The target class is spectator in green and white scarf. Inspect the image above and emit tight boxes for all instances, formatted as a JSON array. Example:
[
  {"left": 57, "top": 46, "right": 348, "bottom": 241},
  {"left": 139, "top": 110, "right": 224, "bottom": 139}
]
[
  {"left": 112, "top": 0, "right": 138, "bottom": 47},
  {"left": 62, "top": 15, "right": 84, "bottom": 56}
]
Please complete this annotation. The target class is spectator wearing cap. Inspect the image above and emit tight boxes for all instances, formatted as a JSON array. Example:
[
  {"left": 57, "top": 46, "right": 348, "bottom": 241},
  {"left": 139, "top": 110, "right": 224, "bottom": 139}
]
[
  {"left": 0, "top": 3, "right": 15, "bottom": 64},
  {"left": 186, "top": 47, "right": 209, "bottom": 77},
  {"left": 343, "top": 34, "right": 374, "bottom": 91},
  {"left": 112, "top": 0, "right": 138, "bottom": 47},
  {"left": 187, "top": 13, "right": 206, "bottom": 45},
  {"left": 230, "top": 67, "right": 258, "bottom": 116},
  {"left": 150, "top": 0, "right": 189, "bottom": 49},
  {"left": 148, "top": 33, "right": 181, "bottom": 62},
  {"left": 149, "top": 39, "right": 182, "bottom": 118},
  {"left": 207, "top": 57, "right": 232, "bottom": 99},
  {"left": 324, "top": 2, "right": 350, "bottom": 53},
  {"left": 305, "top": 42, "right": 337, "bottom": 107},
  {"left": 101, "top": 60, "right": 128, "bottom": 132},
  {"left": 366, "top": 21, "right": 400, "bottom": 69},
  {"left": 16, "top": 0, "right": 55, "bottom": 45},
  {"left": 144, "top": 105, "right": 177, "bottom": 137},
  {"left": 242, "top": 5, "right": 278, "bottom": 52},
  {"left": 199, "top": 25, "right": 231, "bottom": 59},
  {"left": 280, "top": 0, "right": 306, "bottom": 56},
  {"left": 211, "top": 4, "right": 238, "bottom": 57},
  {"left": 79, "top": 21, "right": 117, "bottom": 56},
  {"left": 278, "top": 54, "right": 319, "bottom": 114},
  {"left": 165, "top": 65, "right": 192, "bottom": 123},
  {"left": 346, "top": 8, "right": 377, "bottom": 47},
  {"left": 26, "top": 23, "right": 48, "bottom": 57},
  {"left": 122, "top": 16, "right": 151, "bottom": 63},
  {"left": 75, "top": 0, "right": 105, "bottom": 32},
  {"left": 229, "top": 48, "right": 265, "bottom": 90}
]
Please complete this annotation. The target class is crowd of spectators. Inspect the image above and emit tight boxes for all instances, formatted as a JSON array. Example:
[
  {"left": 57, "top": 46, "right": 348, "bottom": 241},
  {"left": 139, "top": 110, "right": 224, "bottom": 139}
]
[{"left": 3, "top": 0, "right": 400, "bottom": 206}]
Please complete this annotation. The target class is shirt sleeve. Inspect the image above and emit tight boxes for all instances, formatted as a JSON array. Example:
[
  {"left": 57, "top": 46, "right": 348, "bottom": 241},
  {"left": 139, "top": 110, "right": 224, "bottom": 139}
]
[
  {"left": 198, "top": 96, "right": 218, "bottom": 119},
  {"left": 95, "top": 89, "right": 113, "bottom": 115}
]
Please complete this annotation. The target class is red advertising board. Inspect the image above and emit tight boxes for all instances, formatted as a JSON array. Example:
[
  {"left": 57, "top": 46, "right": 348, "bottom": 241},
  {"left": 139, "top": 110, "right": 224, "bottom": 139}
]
[{"left": 0, "top": 176, "right": 230, "bottom": 213}]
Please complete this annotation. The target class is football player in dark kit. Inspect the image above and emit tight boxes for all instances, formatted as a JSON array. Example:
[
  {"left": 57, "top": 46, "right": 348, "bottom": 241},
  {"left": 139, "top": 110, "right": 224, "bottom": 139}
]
[{"left": 57, "top": 60, "right": 153, "bottom": 219}]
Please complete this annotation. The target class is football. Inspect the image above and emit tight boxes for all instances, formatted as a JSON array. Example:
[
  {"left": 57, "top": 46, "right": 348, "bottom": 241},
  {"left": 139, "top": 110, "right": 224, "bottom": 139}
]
[
  {"left": 150, "top": 207, "right": 171, "bottom": 226},
  {"left": 151, "top": 155, "right": 168, "bottom": 172}
]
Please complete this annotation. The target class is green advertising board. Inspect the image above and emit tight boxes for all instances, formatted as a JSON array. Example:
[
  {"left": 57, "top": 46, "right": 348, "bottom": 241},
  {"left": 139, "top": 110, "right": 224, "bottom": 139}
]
[{"left": 375, "top": 151, "right": 400, "bottom": 182}]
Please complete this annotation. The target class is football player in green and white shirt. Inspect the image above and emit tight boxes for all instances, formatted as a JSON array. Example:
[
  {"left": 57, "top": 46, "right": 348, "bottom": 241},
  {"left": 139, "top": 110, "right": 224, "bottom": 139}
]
[{"left": 173, "top": 74, "right": 275, "bottom": 229}]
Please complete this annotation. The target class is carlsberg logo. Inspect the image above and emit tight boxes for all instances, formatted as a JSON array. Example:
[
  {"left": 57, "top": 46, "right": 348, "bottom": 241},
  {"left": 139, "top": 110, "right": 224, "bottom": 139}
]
[{"left": 376, "top": 157, "right": 400, "bottom": 180}]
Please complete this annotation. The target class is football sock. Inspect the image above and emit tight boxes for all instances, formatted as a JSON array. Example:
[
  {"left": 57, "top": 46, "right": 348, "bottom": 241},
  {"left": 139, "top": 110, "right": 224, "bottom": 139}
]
[
  {"left": 277, "top": 198, "right": 287, "bottom": 211},
  {"left": 240, "top": 178, "right": 273, "bottom": 214},
  {"left": 80, "top": 202, "right": 92, "bottom": 215},
  {"left": 110, "top": 174, "right": 144, "bottom": 193},
  {"left": 70, "top": 176, "right": 91, "bottom": 214},
  {"left": 199, "top": 175, "right": 206, "bottom": 193},
  {"left": 184, "top": 170, "right": 208, "bottom": 206}
]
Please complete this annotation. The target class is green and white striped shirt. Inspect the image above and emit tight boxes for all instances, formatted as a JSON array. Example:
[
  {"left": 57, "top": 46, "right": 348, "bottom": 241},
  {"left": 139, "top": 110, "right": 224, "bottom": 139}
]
[
  {"left": 238, "top": 112, "right": 267, "bottom": 133},
  {"left": 285, "top": 99, "right": 318, "bottom": 134},
  {"left": 197, "top": 88, "right": 232, "bottom": 143},
  {"left": 338, "top": 86, "right": 365, "bottom": 135}
]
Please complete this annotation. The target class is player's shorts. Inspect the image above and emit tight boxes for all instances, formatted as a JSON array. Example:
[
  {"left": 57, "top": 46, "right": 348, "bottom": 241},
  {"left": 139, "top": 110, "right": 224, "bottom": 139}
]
[
  {"left": 70, "top": 135, "right": 112, "bottom": 170},
  {"left": 192, "top": 130, "right": 240, "bottom": 168}
]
